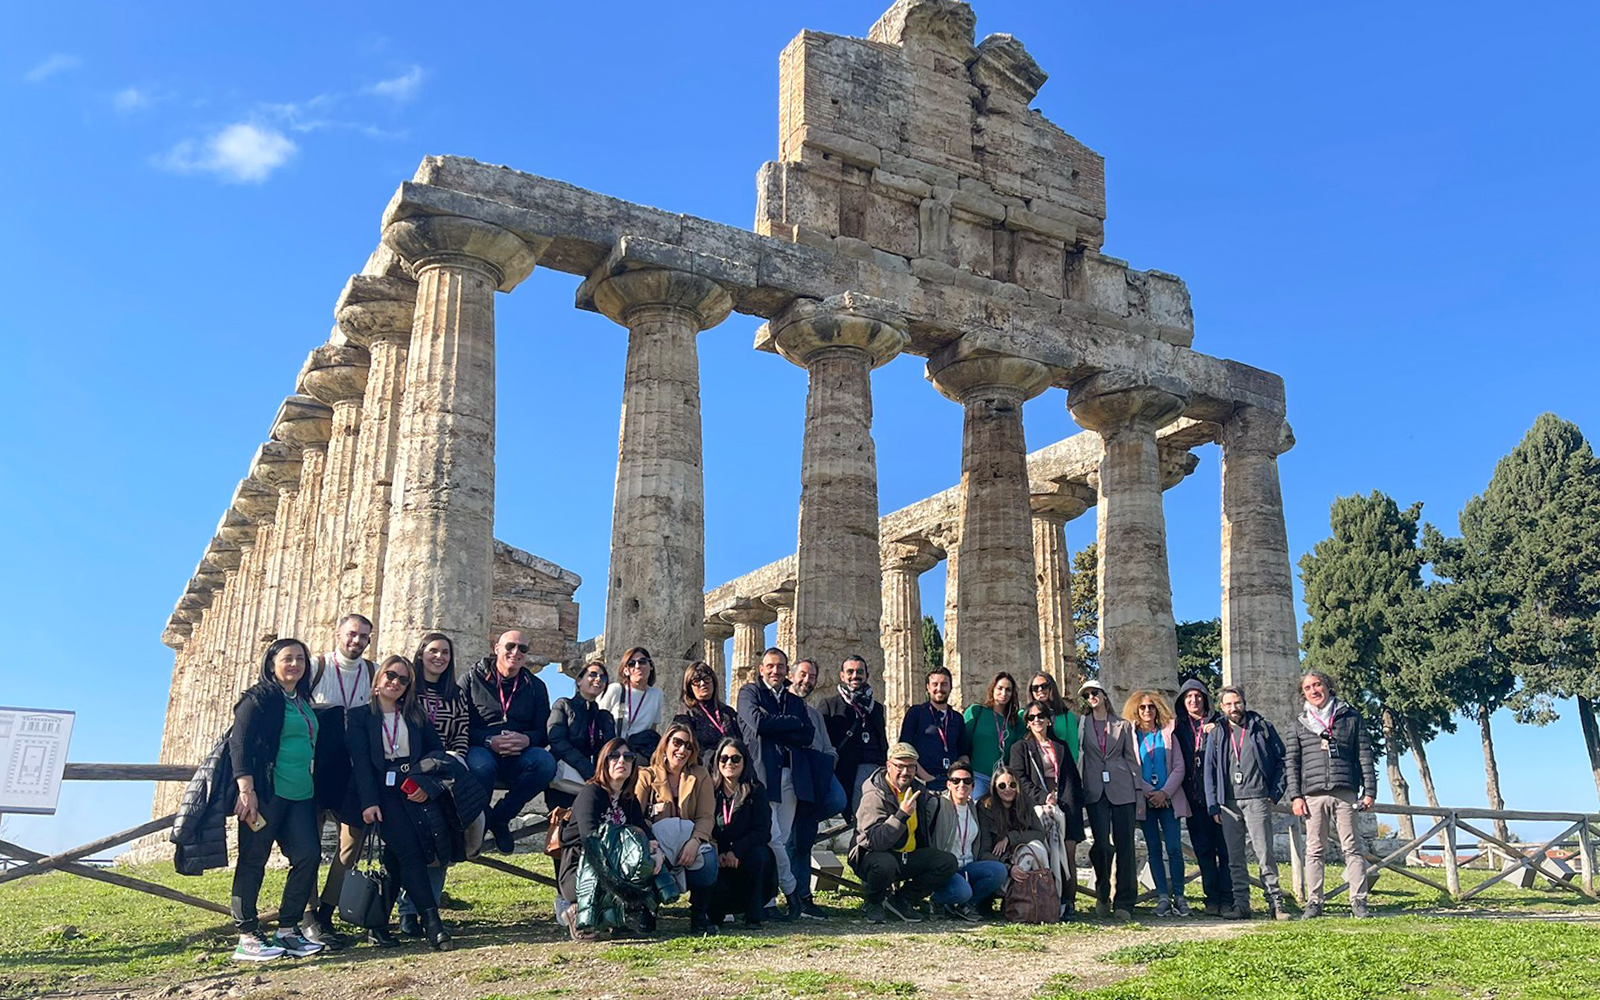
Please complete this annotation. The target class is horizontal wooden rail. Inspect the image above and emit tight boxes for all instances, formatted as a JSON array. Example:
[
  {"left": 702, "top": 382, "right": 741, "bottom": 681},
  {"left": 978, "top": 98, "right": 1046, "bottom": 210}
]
[{"left": 63, "top": 763, "right": 197, "bottom": 782}]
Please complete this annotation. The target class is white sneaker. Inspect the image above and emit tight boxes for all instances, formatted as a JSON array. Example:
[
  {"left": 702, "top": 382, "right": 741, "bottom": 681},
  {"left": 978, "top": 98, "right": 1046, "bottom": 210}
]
[
  {"left": 232, "top": 931, "right": 285, "bottom": 962},
  {"left": 272, "top": 928, "right": 324, "bottom": 958}
]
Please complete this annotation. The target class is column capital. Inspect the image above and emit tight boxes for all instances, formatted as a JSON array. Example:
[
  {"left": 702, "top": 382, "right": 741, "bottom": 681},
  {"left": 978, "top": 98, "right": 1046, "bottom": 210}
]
[
  {"left": 703, "top": 617, "right": 736, "bottom": 641},
  {"left": 247, "top": 441, "right": 302, "bottom": 492},
  {"left": 721, "top": 600, "right": 777, "bottom": 629},
  {"left": 761, "top": 586, "right": 797, "bottom": 614},
  {"left": 881, "top": 538, "right": 941, "bottom": 575},
  {"left": 381, "top": 215, "right": 547, "bottom": 293},
  {"left": 772, "top": 292, "right": 908, "bottom": 370},
  {"left": 585, "top": 267, "right": 733, "bottom": 331},
  {"left": 926, "top": 354, "right": 1051, "bottom": 406},
  {"left": 298, "top": 344, "right": 371, "bottom": 407},
  {"left": 270, "top": 395, "right": 333, "bottom": 451},
  {"left": 1220, "top": 405, "right": 1295, "bottom": 457},
  {"left": 1067, "top": 370, "right": 1189, "bottom": 435},
  {"left": 205, "top": 536, "right": 243, "bottom": 571},
  {"left": 334, "top": 274, "right": 418, "bottom": 348},
  {"left": 1160, "top": 449, "right": 1201, "bottom": 489},
  {"left": 1030, "top": 482, "right": 1096, "bottom": 523},
  {"left": 228, "top": 479, "right": 280, "bottom": 525}
]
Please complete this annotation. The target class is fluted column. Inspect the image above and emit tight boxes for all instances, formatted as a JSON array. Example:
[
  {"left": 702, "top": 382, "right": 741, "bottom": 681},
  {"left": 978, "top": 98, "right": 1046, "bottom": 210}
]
[
  {"left": 722, "top": 603, "right": 776, "bottom": 690},
  {"left": 379, "top": 216, "right": 544, "bottom": 665},
  {"left": 772, "top": 293, "right": 907, "bottom": 695},
  {"left": 1032, "top": 484, "right": 1094, "bottom": 693},
  {"left": 763, "top": 587, "right": 797, "bottom": 662},
  {"left": 929, "top": 355, "right": 1051, "bottom": 705},
  {"left": 880, "top": 540, "right": 939, "bottom": 727},
  {"left": 335, "top": 275, "right": 418, "bottom": 649},
  {"left": 301, "top": 345, "right": 370, "bottom": 640},
  {"left": 703, "top": 618, "right": 734, "bottom": 683},
  {"left": 588, "top": 267, "right": 732, "bottom": 701},
  {"left": 1220, "top": 405, "right": 1299, "bottom": 728},
  {"left": 1068, "top": 370, "right": 1190, "bottom": 708},
  {"left": 269, "top": 396, "right": 332, "bottom": 642}
]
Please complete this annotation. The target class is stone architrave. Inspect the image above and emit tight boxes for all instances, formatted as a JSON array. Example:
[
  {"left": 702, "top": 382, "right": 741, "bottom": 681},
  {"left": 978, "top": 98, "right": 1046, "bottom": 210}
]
[
  {"left": 1068, "top": 370, "right": 1190, "bottom": 707},
  {"left": 929, "top": 354, "right": 1052, "bottom": 705},
  {"left": 335, "top": 274, "right": 419, "bottom": 646},
  {"left": 763, "top": 587, "right": 796, "bottom": 663},
  {"left": 1031, "top": 483, "right": 1094, "bottom": 693},
  {"left": 772, "top": 293, "right": 907, "bottom": 696},
  {"left": 300, "top": 344, "right": 371, "bottom": 639},
  {"left": 587, "top": 267, "right": 733, "bottom": 702},
  {"left": 703, "top": 618, "right": 734, "bottom": 684},
  {"left": 269, "top": 396, "right": 333, "bottom": 641},
  {"left": 880, "top": 539, "right": 939, "bottom": 727},
  {"left": 1220, "top": 405, "right": 1299, "bottom": 727},
  {"left": 721, "top": 603, "right": 775, "bottom": 691},
  {"left": 379, "top": 215, "right": 544, "bottom": 665}
]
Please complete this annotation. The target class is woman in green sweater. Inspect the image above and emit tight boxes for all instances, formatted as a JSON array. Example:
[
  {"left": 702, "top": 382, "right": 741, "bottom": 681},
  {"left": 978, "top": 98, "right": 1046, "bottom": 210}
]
[{"left": 963, "top": 672, "right": 1022, "bottom": 800}]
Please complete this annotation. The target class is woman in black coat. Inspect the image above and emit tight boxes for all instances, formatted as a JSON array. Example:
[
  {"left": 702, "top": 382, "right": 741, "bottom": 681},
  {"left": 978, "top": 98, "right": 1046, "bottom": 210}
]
[
  {"left": 556, "top": 737, "right": 666, "bottom": 940},
  {"left": 706, "top": 737, "right": 775, "bottom": 928},
  {"left": 228, "top": 638, "right": 325, "bottom": 962},
  {"left": 1010, "top": 703, "right": 1086, "bottom": 917},
  {"left": 672, "top": 661, "right": 741, "bottom": 770},
  {"left": 347, "top": 655, "right": 453, "bottom": 950}
]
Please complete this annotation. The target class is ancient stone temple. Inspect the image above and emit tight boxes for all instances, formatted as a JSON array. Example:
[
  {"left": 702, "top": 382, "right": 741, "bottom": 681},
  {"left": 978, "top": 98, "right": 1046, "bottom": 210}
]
[{"left": 155, "top": 0, "right": 1299, "bottom": 807}]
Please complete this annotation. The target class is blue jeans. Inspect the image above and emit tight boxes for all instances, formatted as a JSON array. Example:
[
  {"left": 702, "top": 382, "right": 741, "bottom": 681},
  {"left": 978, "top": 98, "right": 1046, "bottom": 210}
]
[
  {"left": 397, "top": 864, "right": 448, "bottom": 916},
  {"left": 972, "top": 773, "right": 992, "bottom": 801},
  {"left": 1141, "top": 806, "right": 1185, "bottom": 897},
  {"left": 787, "top": 776, "right": 849, "bottom": 893},
  {"left": 686, "top": 844, "right": 719, "bottom": 889},
  {"left": 466, "top": 745, "right": 557, "bottom": 827},
  {"left": 933, "top": 859, "right": 1008, "bottom": 905}
]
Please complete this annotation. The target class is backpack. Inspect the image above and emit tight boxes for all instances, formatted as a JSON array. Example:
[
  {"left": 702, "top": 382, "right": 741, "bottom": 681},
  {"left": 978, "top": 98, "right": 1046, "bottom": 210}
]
[{"left": 1003, "top": 865, "right": 1060, "bottom": 924}]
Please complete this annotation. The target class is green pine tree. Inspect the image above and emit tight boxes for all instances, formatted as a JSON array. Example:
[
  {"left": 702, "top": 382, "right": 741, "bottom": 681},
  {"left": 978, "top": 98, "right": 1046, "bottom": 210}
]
[
  {"left": 921, "top": 614, "right": 944, "bottom": 674},
  {"left": 1071, "top": 543, "right": 1099, "bottom": 678}
]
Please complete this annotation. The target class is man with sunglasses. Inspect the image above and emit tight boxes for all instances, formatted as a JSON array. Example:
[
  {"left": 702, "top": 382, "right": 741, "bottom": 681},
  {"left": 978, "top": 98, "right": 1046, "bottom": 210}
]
[{"left": 465, "top": 629, "right": 557, "bottom": 853}]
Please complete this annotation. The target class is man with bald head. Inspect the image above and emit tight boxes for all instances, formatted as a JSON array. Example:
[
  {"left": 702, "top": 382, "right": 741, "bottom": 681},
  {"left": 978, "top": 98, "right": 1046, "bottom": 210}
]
[{"left": 465, "top": 629, "right": 557, "bottom": 853}]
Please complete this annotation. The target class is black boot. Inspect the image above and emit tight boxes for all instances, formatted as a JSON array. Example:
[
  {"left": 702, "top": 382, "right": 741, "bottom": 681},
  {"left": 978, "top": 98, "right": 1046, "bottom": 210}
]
[
  {"left": 311, "top": 903, "right": 350, "bottom": 949},
  {"left": 421, "top": 908, "right": 452, "bottom": 951},
  {"left": 398, "top": 912, "right": 423, "bottom": 937},
  {"left": 689, "top": 891, "right": 718, "bottom": 936},
  {"left": 366, "top": 924, "right": 401, "bottom": 948}
]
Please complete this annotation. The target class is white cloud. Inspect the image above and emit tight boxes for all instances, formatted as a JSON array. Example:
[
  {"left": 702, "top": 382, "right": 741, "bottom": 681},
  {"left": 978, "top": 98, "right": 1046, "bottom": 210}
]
[
  {"left": 113, "top": 87, "right": 150, "bottom": 111},
  {"left": 364, "top": 66, "right": 424, "bottom": 102},
  {"left": 25, "top": 54, "right": 82, "bottom": 83},
  {"left": 157, "top": 122, "right": 296, "bottom": 183}
]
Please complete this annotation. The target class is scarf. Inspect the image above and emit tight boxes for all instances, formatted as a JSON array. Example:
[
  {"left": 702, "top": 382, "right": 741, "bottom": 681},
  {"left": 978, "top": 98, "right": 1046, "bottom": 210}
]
[
  {"left": 1302, "top": 697, "right": 1339, "bottom": 733},
  {"left": 335, "top": 650, "right": 362, "bottom": 671},
  {"left": 838, "top": 682, "right": 876, "bottom": 711}
]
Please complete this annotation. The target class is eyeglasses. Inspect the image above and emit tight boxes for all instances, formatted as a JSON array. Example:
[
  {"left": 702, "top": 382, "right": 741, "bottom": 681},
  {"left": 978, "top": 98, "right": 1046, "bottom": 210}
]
[
  {"left": 502, "top": 642, "right": 529, "bottom": 654},
  {"left": 606, "top": 750, "right": 637, "bottom": 763},
  {"left": 994, "top": 781, "right": 1017, "bottom": 790},
  {"left": 1030, "top": 682, "right": 1051, "bottom": 691},
  {"left": 581, "top": 670, "right": 606, "bottom": 681},
  {"left": 1138, "top": 704, "right": 1157, "bottom": 712},
  {"left": 628, "top": 656, "right": 652, "bottom": 667},
  {"left": 382, "top": 670, "right": 410, "bottom": 684},
  {"left": 947, "top": 776, "right": 974, "bottom": 786},
  {"left": 690, "top": 675, "right": 713, "bottom": 685},
  {"left": 718, "top": 754, "right": 743, "bottom": 764},
  {"left": 668, "top": 736, "right": 692, "bottom": 750}
]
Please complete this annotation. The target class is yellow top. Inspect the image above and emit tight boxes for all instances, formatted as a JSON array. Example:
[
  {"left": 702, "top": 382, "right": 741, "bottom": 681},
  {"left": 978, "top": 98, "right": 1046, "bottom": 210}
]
[{"left": 897, "top": 786, "right": 918, "bottom": 854}]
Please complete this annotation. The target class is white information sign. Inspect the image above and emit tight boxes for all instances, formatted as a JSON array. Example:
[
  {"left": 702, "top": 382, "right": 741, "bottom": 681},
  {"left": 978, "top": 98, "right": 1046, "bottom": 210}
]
[{"left": 0, "top": 706, "right": 75, "bottom": 815}]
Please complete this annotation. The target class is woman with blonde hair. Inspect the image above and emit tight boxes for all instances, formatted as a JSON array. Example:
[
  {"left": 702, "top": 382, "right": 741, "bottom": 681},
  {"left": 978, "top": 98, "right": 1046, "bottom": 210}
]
[
  {"left": 635, "top": 722, "right": 719, "bottom": 933},
  {"left": 1124, "top": 689, "right": 1189, "bottom": 917}
]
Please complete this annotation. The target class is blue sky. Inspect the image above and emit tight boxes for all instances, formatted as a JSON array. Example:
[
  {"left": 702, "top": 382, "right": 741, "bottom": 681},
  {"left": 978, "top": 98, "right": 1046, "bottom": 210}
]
[{"left": 3, "top": 2, "right": 1596, "bottom": 854}]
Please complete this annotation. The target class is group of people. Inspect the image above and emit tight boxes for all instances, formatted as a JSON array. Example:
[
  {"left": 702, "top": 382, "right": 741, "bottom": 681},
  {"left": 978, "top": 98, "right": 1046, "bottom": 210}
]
[{"left": 185, "top": 613, "right": 1379, "bottom": 960}]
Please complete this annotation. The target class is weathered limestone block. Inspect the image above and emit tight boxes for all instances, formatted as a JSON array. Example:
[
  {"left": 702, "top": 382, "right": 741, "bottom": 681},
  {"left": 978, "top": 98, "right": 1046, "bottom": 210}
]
[
  {"left": 491, "top": 540, "right": 581, "bottom": 667},
  {"left": 880, "top": 539, "right": 939, "bottom": 726},
  {"left": 581, "top": 260, "right": 732, "bottom": 703},
  {"left": 378, "top": 215, "right": 545, "bottom": 665},
  {"left": 1220, "top": 406, "right": 1299, "bottom": 729},
  {"left": 1068, "top": 370, "right": 1190, "bottom": 709},
  {"left": 1067, "top": 252, "right": 1194, "bottom": 347},
  {"left": 928, "top": 353, "right": 1051, "bottom": 704},
  {"left": 774, "top": 293, "right": 907, "bottom": 695}
]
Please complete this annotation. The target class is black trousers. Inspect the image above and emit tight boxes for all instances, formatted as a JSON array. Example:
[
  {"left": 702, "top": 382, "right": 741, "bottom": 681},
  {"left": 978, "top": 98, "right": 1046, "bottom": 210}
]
[
  {"left": 232, "top": 794, "right": 320, "bottom": 932},
  {"left": 707, "top": 847, "right": 775, "bottom": 922},
  {"left": 852, "top": 847, "right": 957, "bottom": 904},
  {"left": 1085, "top": 797, "right": 1137, "bottom": 909},
  {"left": 1185, "top": 809, "right": 1232, "bottom": 905},
  {"left": 378, "top": 785, "right": 439, "bottom": 916}
]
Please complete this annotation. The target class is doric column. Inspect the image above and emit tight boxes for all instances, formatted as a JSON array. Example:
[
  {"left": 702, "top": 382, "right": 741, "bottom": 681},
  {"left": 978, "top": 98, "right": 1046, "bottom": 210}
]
[
  {"left": 379, "top": 216, "right": 544, "bottom": 665},
  {"left": 269, "top": 396, "right": 333, "bottom": 641},
  {"left": 722, "top": 602, "right": 776, "bottom": 690},
  {"left": 1068, "top": 370, "right": 1190, "bottom": 708},
  {"left": 1031, "top": 483, "right": 1095, "bottom": 693},
  {"left": 588, "top": 267, "right": 732, "bottom": 702},
  {"left": 248, "top": 442, "right": 302, "bottom": 648},
  {"left": 763, "top": 587, "right": 797, "bottom": 662},
  {"left": 932, "top": 527, "right": 961, "bottom": 691},
  {"left": 300, "top": 344, "right": 370, "bottom": 640},
  {"left": 334, "top": 274, "right": 418, "bottom": 647},
  {"left": 703, "top": 618, "right": 734, "bottom": 682},
  {"left": 1220, "top": 405, "right": 1299, "bottom": 728},
  {"left": 929, "top": 354, "right": 1052, "bottom": 706},
  {"left": 880, "top": 540, "right": 939, "bottom": 728},
  {"left": 772, "top": 293, "right": 907, "bottom": 695}
]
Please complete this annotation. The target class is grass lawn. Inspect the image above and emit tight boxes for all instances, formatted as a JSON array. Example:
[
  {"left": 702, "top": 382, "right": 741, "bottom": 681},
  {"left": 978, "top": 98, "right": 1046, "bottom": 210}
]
[{"left": 0, "top": 857, "right": 1595, "bottom": 998}]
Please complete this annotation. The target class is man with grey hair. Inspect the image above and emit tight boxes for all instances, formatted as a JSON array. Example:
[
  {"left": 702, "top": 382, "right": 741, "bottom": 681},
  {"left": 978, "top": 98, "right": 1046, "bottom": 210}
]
[
  {"left": 1285, "top": 670, "right": 1377, "bottom": 919},
  {"left": 1203, "top": 685, "right": 1290, "bottom": 920}
]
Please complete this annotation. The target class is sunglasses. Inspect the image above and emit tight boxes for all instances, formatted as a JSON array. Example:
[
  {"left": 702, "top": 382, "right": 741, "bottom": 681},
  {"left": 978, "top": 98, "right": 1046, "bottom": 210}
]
[
  {"left": 718, "top": 754, "right": 743, "bottom": 764},
  {"left": 995, "top": 781, "right": 1017, "bottom": 790},
  {"left": 1085, "top": 690, "right": 1104, "bottom": 699},
  {"left": 581, "top": 670, "right": 606, "bottom": 681},
  {"left": 606, "top": 750, "right": 637, "bottom": 763},
  {"left": 502, "top": 642, "right": 530, "bottom": 654},
  {"left": 1030, "top": 682, "right": 1051, "bottom": 691},
  {"left": 381, "top": 669, "right": 411, "bottom": 684},
  {"left": 1027, "top": 714, "right": 1048, "bottom": 723},
  {"left": 947, "top": 776, "right": 974, "bottom": 786},
  {"left": 668, "top": 736, "right": 692, "bottom": 750},
  {"left": 1139, "top": 704, "right": 1157, "bottom": 712},
  {"left": 628, "top": 656, "right": 652, "bottom": 667}
]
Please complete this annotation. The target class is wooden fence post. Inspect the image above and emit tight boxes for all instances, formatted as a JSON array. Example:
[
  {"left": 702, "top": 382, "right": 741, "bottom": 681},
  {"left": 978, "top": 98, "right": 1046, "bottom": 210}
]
[{"left": 1442, "top": 811, "right": 1461, "bottom": 899}]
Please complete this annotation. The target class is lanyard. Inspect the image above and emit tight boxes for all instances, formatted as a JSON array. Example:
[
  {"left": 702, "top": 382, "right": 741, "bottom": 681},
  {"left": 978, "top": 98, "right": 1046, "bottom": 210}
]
[
  {"left": 1140, "top": 730, "right": 1161, "bottom": 761},
  {"left": 955, "top": 804, "right": 971, "bottom": 854},
  {"left": 625, "top": 686, "right": 645, "bottom": 726},
  {"left": 933, "top": 708, "right": 952, "bottom": 753},
  {"left": 497, "top": 673, "right": 522, "bottom": 720},
  {"left": 996, "top": 708, "right": 1009, "bottom": 757},
  {"left": 701, "top": 703, "right": 728, "bottom": 737},
  {"left": 333, "top": 660, "right": 361, "bottom": 709},
  {"left": 287, "top": 695, "right": 314, "bottom": 742},
  {"left": 1094, "top": 717, "right": 1109, "bottom": 756},
  {"left": 720, "top": 795, "right": 733, "bottom": 828},
  {"left": 1192, "top": 720, "right": 1206, "bottom": 754},
  {"left": 1231, "top": 724, "right": 1247, "bottom": 764},
  {"left": 587, "top": 705, "right": 598, "bottom": 750},
  {"left": 382, "top": 710, "right": 402, "bottom": 756}
]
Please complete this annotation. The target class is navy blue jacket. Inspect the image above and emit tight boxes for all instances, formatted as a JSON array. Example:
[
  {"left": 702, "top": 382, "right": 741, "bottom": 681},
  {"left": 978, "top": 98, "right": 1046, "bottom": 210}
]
[
  {"left": 898, "top": 702, "right": 969, "bottom": 781},
  {"left": 1202, "top": 710, "right": 1287, "bottom": 814},
  {"left": 735, "top": 680, "right": 815, "bottom": 805}
]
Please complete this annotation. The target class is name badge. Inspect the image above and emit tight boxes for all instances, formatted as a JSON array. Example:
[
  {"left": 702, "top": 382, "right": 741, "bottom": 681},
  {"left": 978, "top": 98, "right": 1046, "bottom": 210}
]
[
  {"left": 385, "top": 771, "right": 397, "bottom": 787},
  {"left": 1101, "top": 770, "right": 1111, "bottom": 784},
  {"left": 1234, "top": 770, "right": 1244, "bottom": 784},
  {"left": 942, "top": 757, "right": 951, "bottom": 770},
  {"left": 1328, "top": 745, "right": 1342, "bottom": 759},
  {"left": 862, "top": 730, "right": 871, "bottom": 744}
]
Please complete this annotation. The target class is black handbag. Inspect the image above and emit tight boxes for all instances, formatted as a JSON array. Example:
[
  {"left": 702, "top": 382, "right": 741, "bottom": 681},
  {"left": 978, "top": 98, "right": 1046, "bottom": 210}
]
[{"left": 338, "top": 831, "right": 388, "bottom": 929}]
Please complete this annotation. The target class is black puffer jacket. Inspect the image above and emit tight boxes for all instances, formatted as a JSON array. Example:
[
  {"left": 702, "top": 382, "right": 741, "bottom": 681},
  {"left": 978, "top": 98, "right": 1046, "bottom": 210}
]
[
  {"left": 170, "top": 730, "right": 234, "bottom": 875},
  {"left": 1284, "top": 700, "right": 1377, "bottom": 800}
]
